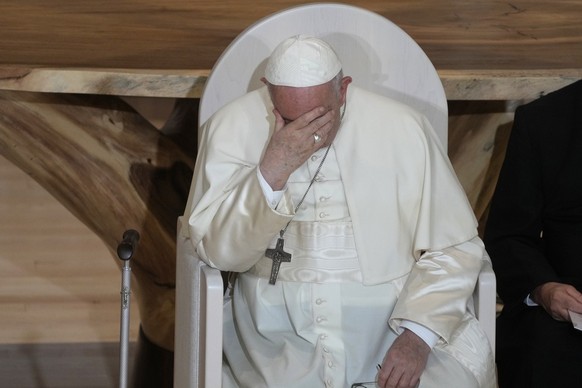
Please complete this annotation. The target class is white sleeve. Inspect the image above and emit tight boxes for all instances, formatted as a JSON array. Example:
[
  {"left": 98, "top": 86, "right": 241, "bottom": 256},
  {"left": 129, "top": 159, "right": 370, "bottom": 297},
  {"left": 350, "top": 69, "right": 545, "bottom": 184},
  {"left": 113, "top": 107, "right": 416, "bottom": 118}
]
[
  {"left": 524, "top": 294, "right": 538, "bottom": 306},
  {"left": 399, "top": 320, "right": 439, "bottom": 348},
  {"left": 257, "top": 168, "right": 286, "bottom": 209}
]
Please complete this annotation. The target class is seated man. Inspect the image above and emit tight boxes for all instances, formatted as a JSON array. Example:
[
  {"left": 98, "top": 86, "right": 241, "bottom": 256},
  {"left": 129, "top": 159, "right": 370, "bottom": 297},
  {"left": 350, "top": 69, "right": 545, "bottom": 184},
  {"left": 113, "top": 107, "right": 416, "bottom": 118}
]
[
  {"left": 485, "top": 80, "right": 582, "bottom": 387},
  {"left": 184, "top": 35, "right": 495, "bottom": 388}
]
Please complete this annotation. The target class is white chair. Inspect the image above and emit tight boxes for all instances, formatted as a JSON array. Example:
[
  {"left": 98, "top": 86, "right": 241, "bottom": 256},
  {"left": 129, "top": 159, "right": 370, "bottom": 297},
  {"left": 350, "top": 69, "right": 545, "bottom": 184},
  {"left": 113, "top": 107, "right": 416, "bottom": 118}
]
[{"left": 174, "top": 4, "right": 496, "bottom": 387}]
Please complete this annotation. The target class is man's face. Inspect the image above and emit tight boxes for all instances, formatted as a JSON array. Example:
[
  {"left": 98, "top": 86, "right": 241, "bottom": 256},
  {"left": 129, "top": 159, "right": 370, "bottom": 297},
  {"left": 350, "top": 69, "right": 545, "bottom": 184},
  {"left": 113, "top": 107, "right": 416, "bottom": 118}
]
[{"left": 268, "top": 77, "right": 351, "bottom": 146}]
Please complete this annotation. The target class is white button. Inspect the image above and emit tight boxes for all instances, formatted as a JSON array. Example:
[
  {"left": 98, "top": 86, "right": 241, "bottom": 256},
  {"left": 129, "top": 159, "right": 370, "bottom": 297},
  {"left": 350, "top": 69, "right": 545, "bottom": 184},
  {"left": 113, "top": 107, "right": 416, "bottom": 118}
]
[
  {"left": 319, "top": 212, "right": 328, "bottom": 219},
  {"left": 311, "top": 155, "right": 319, "bottom": 162},
  {"left": 319, "top": 334, "right": 327, "bottom": 340},
  {"left": 326, "top": 380, "right": 333, "bottom": 388},
  {"left": 316, "top": 316, "right": 326, "bottom": 323},
  {"left": 315, "top": 298, "right": 325, "bottom": 305},
  {"left": 328, "top": 361, "right": 334, "bottom": 368},
  {"left": 323, "top": 346, "right": 330, "bottom": 353},
  {"left": 319, "top": 196, "right": 329, "bottom": 202}
]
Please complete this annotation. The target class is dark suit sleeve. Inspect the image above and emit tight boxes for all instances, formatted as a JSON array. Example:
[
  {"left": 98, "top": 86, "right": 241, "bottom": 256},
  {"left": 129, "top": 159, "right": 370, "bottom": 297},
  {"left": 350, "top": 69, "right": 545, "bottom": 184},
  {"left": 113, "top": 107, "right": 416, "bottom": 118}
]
[{"left": 484, "top": 104, "right": 560, "bottom": 307}]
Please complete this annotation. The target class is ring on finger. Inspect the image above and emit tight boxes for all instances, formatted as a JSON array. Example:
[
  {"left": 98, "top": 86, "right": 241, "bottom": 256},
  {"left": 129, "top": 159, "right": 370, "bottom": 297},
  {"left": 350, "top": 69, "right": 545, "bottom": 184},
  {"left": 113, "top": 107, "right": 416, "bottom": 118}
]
[{"left": 313, "top": 133, "right": 322, "bottom": 143}]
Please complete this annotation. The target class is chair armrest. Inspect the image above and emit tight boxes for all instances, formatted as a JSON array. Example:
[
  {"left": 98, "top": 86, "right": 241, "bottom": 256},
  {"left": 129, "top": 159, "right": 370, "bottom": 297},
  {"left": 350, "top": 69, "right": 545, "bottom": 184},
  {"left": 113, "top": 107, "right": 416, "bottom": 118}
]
[
  {"left": 473, "top": 257, "right": 496, "bottom": 357},
  {"left": 174, "top": 217, "right": 223, "bottom": 388}
]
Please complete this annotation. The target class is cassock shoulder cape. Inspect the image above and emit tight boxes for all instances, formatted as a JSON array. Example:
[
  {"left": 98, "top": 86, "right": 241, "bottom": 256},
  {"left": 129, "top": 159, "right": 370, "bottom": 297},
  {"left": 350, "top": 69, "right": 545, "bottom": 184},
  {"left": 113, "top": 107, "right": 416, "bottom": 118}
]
[{"left": 184, "top": 85, "right": 479, "bottom": 285}]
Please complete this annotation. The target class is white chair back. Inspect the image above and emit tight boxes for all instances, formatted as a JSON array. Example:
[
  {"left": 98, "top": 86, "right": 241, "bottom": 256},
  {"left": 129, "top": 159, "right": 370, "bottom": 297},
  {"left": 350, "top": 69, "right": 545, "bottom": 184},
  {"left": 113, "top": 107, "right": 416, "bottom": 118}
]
[{"left": 198, "top": 2, "right": 448, "bottom": 148}]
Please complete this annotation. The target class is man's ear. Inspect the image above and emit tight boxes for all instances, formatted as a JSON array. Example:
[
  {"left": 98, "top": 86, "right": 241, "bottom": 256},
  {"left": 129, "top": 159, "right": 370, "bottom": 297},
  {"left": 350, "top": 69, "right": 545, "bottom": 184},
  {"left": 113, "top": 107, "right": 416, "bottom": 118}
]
[{"left": 340, "top": 76, "right": 353, "bottom": 103}]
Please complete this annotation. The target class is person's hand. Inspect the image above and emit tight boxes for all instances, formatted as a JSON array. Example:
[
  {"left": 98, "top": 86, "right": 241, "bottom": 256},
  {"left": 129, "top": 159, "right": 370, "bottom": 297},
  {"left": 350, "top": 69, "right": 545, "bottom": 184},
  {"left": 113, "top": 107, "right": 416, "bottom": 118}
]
[
  {"left": 377, "top": 329, "right": 430, "bottom": 388},
  {"left": 532, "top": 282, "right": 582, "bottom": 321},
  {"left": 259, "top": 106, "right": 336, "bottom": 190}
]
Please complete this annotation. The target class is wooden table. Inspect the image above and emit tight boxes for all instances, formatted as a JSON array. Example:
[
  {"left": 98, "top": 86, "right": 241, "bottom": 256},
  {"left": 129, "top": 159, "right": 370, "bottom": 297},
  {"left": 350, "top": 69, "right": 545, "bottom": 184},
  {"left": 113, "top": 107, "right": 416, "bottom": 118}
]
[{"left": 1, "top": 0, "right": 581, "bottom": 100}]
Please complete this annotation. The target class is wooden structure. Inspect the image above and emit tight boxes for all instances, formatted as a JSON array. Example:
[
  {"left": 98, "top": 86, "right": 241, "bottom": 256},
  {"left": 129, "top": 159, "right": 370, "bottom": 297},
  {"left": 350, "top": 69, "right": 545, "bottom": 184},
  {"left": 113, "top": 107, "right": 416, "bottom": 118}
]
[{"left": 1, "top": 1, "right": 581, "bottom": 386}]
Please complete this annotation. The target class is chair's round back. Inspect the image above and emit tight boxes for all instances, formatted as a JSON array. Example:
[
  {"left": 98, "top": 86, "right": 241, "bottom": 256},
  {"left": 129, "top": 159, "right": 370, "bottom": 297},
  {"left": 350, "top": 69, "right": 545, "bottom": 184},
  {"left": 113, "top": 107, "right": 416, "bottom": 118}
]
[{"left": 199, "top": 3, "right": 448, "bottom": 148}]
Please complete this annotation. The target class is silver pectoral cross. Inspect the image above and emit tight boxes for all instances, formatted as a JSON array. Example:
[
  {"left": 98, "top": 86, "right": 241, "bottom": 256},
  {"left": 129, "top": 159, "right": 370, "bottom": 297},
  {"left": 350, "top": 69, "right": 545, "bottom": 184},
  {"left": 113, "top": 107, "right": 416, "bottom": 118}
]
[{"left": 264, "top": 237, "right": 292, "bottom": 285}]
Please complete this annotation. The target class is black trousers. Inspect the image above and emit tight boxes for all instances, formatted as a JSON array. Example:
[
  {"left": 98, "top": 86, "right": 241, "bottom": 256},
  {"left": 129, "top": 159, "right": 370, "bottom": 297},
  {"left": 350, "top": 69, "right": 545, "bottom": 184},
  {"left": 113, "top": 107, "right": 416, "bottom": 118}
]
[{"left": 496, "top": 303, "right": 582, "bottom": 388}]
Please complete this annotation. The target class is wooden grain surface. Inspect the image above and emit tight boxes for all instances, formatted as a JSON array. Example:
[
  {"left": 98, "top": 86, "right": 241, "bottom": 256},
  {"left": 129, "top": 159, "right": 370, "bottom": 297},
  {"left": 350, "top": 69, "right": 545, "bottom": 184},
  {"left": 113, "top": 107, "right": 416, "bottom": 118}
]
[
  {"left": 1, "top": 0, "right": 581, "bottom": 71},
  {"left": 0, "top": 154, "right": 140, "bottom": 344}
]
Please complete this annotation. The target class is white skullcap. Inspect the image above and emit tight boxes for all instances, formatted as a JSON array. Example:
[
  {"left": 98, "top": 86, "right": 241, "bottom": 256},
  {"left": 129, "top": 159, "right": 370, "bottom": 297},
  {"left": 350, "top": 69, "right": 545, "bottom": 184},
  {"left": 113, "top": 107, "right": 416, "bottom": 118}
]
[{"left": 264, "top": 35, "right": 342, "bottom": 87}]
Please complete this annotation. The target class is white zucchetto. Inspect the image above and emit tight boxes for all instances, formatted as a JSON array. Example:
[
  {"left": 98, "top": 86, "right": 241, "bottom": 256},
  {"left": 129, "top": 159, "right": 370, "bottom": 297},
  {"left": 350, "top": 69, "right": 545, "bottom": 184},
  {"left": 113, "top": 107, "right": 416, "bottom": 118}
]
[{"left": 264, "top": 35, "right": 342, "bottom": 87}]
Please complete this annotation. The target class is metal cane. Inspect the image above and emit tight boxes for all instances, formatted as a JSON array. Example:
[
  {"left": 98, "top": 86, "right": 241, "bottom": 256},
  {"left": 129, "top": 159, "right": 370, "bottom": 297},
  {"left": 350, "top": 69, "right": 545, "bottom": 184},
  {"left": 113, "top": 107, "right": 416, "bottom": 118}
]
[{"left": 117, "top": 229, "right": 140, "bottom": 388}]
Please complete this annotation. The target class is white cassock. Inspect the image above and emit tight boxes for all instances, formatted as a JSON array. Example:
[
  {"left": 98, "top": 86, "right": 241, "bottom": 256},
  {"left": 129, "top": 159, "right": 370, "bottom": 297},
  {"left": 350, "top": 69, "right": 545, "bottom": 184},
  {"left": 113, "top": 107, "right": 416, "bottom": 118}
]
[{"left": 183, "top": 86, "right": 497, "bottom": 387}]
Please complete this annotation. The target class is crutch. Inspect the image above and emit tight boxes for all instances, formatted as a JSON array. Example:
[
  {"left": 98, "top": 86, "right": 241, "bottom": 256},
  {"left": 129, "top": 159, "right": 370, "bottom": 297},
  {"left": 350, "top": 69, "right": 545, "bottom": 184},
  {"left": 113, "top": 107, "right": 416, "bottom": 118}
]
[{"left": 116, "top": 229, "right": 140, "bottom": 388}]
